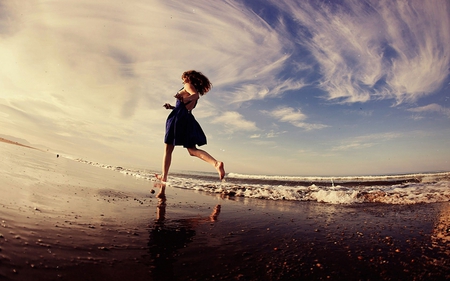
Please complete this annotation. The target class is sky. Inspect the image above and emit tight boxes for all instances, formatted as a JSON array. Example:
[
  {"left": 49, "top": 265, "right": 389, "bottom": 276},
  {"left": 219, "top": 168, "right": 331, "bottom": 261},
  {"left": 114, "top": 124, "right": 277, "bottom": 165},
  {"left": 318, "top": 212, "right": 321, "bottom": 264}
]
[{"left": 1, "top": 0, "right": 449, "bottom": 176}]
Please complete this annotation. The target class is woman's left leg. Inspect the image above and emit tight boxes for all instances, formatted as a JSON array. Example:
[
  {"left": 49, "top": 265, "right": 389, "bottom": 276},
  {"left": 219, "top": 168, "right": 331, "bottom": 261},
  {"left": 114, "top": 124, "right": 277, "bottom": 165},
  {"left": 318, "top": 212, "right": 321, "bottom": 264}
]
[{"left": 187, "top": 146, "right": 225, "bottom": 180}]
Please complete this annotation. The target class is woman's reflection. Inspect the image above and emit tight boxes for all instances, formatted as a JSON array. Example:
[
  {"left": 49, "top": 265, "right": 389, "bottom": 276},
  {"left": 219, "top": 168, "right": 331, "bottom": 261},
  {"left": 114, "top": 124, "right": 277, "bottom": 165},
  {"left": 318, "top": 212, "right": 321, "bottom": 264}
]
[
  {"left": 432, "top": 203, "right": 450, "bottom": 255},
  {"left": 147, "top": 183, "right": 221, "bottom": 279}
]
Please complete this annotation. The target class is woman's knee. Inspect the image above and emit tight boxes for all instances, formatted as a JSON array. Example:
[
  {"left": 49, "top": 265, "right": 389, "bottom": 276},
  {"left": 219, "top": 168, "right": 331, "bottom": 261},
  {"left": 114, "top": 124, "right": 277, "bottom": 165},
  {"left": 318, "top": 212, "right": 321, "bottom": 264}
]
[{"left": 187, "top": 147, "right": 197, "bottom": 156}]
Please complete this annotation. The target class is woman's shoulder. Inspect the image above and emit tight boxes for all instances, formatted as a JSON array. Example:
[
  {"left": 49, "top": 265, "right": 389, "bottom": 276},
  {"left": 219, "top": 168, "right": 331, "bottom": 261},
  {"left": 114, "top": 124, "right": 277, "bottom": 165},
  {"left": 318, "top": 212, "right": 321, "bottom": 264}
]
[{"left": 184, "top": 82, "right": 198, "bottom": 94}]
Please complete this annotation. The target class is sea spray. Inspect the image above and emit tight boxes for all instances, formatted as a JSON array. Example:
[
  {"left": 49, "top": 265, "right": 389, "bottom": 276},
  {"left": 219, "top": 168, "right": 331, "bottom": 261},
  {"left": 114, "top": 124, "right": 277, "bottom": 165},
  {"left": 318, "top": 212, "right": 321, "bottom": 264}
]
[{"left": 74, "top": 158, "right": 450, "bottom": 205}]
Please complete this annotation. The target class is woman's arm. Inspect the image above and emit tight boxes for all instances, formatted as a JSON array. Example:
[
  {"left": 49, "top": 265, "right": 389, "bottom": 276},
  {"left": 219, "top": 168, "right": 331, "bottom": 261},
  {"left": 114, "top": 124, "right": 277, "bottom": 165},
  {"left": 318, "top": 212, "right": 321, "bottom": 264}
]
[{"left": 175, "top": 83, "right": 199, "bottom": 103}]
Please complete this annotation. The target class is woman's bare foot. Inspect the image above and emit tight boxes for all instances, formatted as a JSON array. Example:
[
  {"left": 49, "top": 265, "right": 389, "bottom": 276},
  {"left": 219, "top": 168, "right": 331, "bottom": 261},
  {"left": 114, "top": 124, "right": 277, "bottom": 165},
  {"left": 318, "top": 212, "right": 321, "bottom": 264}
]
[
  {"left": 154, "top": 173, "right": 167, "bottom": 183},
  {"left": 215, "top": 162, "right": 225, "bottom": 180}
]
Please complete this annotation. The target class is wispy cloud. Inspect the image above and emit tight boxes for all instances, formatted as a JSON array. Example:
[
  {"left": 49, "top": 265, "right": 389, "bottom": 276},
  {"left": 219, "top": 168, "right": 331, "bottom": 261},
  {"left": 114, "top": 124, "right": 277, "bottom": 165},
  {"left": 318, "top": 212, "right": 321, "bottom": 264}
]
[
  {"left": 331, "top": 132, "right": 402, "bottom": 151},
  {"left": 223, "top": 76, "right": 308, "bottom": 105},
  {"left": 408, "top": 104, "right": 450, "bottom": 118},
  {"left": 270, "top": 0, "right": 450, "bottom": 105},
  {"left": 268, "top": 106, "right": 307, "bottom": 123},
  {"left": 249, "top": 130, "right": 286, "bottom": 139},
  {"left": 211, "top": 111, "right": 259, "bottom": 133},
  {"left": 0, "top": 0, "right": 448, "bottom": 175},
  {"left": 0, "top": 0, "right": 295, "bottom": 155},
  {"left": 264, "top": 106, "right": 328, "bottom": 131}
]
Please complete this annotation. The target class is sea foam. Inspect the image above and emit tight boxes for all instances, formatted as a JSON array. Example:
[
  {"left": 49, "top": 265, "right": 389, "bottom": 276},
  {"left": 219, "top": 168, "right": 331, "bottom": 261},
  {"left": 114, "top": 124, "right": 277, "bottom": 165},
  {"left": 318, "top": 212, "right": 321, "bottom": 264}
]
[{"left": 74, "top": 158, "right": 450, "bottom": 205}]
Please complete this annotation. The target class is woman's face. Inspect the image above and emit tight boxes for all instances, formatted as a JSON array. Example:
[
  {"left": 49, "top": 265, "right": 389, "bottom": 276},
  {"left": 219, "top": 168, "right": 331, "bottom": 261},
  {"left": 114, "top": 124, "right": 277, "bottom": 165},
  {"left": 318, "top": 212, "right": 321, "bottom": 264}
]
[{"left": 182, "top": 76, "right": 189, "bottom": 84}]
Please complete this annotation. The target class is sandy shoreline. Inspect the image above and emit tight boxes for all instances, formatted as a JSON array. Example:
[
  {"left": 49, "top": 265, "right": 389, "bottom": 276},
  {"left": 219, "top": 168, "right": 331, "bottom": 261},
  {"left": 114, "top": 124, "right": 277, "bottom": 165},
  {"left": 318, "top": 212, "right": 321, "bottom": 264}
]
[
  {"left": 0, "top": 138, "right": 40, "bottom": 151},
  {"left": 1, "top": 141, "right": 449, "bottom": 280}
]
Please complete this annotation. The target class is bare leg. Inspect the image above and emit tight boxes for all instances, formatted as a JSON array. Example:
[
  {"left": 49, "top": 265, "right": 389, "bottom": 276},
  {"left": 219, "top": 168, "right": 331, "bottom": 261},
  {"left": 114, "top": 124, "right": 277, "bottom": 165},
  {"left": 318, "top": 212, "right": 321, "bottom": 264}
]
[
  {"left": 155, "top": 144, "right": 174, "bottom": 182},
  {"left": 187, "top": 146, "right": 225, "bottom": 180}
]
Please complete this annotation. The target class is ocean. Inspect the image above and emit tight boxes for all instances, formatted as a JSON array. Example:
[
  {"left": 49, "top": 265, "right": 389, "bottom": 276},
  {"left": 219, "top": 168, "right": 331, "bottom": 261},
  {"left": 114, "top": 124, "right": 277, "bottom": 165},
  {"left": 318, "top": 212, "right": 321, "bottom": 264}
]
[{"left": 75, "top": 159, "right": 450, "bottom": 205}]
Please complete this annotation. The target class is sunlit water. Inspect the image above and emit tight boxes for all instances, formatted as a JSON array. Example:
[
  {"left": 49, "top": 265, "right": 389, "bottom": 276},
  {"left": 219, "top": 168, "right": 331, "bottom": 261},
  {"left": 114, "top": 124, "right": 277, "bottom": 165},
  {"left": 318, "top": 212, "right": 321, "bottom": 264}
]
[{"left": 74, "top": 159, "right": 450, "bottom": 205}]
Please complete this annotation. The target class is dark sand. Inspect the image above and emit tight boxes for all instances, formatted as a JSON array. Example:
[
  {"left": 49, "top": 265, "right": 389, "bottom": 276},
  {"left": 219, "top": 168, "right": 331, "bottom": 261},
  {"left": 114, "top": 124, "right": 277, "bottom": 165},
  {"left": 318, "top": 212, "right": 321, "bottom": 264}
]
[{"left": 0, "top": 140, "right": 449, "bottom": 280}]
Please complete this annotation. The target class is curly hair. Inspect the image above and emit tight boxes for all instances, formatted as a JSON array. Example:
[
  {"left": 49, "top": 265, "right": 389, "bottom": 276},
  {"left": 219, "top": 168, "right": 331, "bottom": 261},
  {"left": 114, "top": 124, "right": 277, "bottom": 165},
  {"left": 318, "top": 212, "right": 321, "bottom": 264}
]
[{"left": 181, "top": 70, "right": 212, "bottom": 96}]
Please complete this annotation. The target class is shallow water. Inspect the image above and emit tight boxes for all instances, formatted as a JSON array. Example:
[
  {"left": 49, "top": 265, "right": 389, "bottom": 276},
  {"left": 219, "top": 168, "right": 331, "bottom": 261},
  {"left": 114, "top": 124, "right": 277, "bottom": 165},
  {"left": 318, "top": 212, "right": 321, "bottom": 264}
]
[{"left": 75, "top": 158, "right": 450, "bottom": 205}]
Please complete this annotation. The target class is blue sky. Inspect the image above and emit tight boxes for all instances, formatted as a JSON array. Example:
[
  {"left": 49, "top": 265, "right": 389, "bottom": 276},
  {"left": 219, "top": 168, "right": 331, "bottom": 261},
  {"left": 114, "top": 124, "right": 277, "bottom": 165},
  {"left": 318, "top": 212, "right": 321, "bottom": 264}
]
[{"left": 1, "top": 0, "right": 449, "bottom": 176}]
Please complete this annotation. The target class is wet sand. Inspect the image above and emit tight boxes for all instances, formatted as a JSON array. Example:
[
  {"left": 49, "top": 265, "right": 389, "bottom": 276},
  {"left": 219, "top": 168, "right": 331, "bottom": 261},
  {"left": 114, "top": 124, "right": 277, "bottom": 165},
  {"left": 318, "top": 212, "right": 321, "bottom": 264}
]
[{"left": 1, "top": 140, "right": 449, "bottom": 280}]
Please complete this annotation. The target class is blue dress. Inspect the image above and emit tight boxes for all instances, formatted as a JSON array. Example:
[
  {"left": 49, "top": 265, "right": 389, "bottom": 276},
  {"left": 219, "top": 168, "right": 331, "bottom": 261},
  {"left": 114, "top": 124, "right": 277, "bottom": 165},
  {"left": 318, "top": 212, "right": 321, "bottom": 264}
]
[{"left": 164, "top": 97, "right": 207, "bottom": 148}]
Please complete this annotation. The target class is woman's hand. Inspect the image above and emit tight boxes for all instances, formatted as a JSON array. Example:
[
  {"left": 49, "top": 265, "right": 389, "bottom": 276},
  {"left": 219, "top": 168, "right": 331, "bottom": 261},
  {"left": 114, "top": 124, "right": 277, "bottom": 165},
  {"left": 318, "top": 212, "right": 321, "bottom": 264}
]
[
  {"left": 174, "top": 93, "right": 183, "bottom": 101},
  {"left": 163, "top": 103, "right": 174, "bottom": 109}
]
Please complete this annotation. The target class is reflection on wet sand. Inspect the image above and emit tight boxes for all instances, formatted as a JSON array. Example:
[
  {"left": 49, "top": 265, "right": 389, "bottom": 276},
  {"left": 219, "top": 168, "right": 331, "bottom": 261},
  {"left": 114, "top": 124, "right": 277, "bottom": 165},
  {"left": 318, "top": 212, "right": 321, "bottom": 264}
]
[
  {"left": 147, "top": 183, "right": 221, "bottom": 279},
  {"left": 432, "top": 203, "right": 450, "bottom": 255}
]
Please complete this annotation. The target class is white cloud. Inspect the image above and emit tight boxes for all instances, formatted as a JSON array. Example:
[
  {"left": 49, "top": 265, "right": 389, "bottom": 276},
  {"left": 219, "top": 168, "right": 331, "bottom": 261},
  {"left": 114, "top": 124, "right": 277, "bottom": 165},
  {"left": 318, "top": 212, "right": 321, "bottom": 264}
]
[
  {"left": 222, "top": 72, "right": 308, "bottom": 105},
  {"left": 408, "top": 104, "right": 450, "bottom": 118},
  {"left": 211, "top": 111, "right": 259, "bottom": 133},
  {"left": 331, "top": 132, "right": 402, "bottom": 152},
  {"left": 270, "top": 0, "right": 450, "bottom": 105},
  {"left": 1, "top": 0, "right": 448, "bottom": 175},
  {"left": 264, "top": 106, "right": 327, "bottom": 131},
  {"left": 266, "top": 130, "right": 284, "bottom": 138},
  {"left": 269, "top": 106, "right": 306, "bottom": 122},
  {"left": 0, "top": 0, "right": 294, "bottom": 162}
]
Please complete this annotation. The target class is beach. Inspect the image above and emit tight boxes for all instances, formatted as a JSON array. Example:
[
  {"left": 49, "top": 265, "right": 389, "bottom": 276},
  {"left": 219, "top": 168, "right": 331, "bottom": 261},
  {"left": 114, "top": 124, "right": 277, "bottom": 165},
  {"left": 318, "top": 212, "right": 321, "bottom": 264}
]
[{"left": 1, "top": 140, "right": 449, "bottom": 281}]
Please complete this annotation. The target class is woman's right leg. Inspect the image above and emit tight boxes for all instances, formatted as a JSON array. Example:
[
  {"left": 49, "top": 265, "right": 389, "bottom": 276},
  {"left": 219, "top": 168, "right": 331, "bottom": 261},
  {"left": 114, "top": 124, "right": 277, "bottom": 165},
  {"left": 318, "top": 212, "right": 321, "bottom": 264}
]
[{"left": 156, "top": 144, "right": 174, "bottom": 182}]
